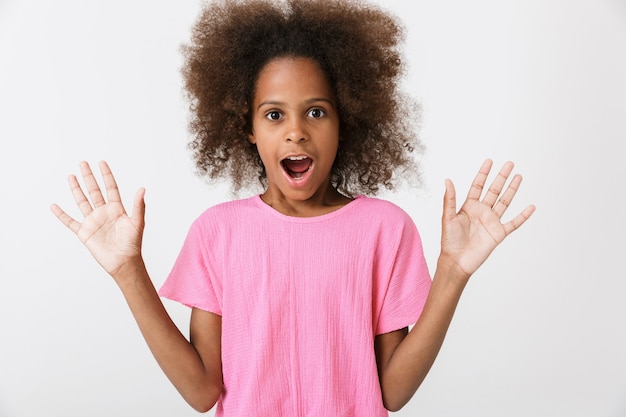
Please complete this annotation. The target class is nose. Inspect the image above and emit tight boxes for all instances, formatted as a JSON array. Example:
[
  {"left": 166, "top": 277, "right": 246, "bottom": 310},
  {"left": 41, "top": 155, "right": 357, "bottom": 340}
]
[{"left": 284, "top": 116, "right": 308, "bottom": 143}]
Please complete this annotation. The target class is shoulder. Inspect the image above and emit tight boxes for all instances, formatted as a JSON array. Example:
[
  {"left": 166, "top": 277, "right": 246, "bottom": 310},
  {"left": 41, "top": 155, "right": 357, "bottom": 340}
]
[
  {"left": 355, "top": 195, "right": 406, "bottom": 212},
  {"left": 187, "top": 196, "right": 264, "bottom": 235},
  {"left": 351, "top": 196, "right": 423, "bottom": 248},
  {"left": 195, "top": 195, "right": 261, "bottom": 222},
  {"left": 351, "top": 195, "right": 414, "bottom": 225}
]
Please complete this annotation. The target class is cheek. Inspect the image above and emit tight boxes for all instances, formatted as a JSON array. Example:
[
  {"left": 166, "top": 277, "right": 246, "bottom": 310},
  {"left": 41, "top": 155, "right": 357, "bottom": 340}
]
[
  {"left": 253, "top": 143, "right": 273, "bottom": 170},
  {"left": 325, "top": 131, "right": 341, "bottom": 155}
]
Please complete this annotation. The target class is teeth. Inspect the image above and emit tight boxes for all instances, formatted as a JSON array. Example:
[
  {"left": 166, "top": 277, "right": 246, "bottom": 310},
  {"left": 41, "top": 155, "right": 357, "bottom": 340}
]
[{"left": 286, "top": 156, "right": 308, "bottom": 161}]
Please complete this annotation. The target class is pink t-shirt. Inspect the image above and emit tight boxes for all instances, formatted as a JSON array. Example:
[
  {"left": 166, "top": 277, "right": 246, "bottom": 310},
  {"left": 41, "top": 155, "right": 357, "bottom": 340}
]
[{"left": 159, "top": 195, "right": 431, "bottom": 416}]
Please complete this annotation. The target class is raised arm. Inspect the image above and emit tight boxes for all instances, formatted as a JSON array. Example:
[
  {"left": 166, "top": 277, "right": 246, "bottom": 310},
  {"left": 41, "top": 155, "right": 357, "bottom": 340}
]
[
  {"left": 375, "top": 159, "right": 535, "bottom": 411},
  {"left": 51, "top": 161, "right": 222, "bottom": 412}
]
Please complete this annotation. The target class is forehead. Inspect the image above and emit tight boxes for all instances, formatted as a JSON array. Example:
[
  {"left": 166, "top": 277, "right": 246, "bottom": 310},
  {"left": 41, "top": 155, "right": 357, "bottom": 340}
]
[{"left": 253, "top": 57, "right": 334, "bottom": 102}]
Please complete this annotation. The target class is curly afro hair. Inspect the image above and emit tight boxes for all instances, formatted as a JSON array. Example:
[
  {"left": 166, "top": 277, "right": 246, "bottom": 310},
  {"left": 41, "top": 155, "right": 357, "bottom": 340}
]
[{"left": 182, "top": 0, "right": 422, "bottom": 195}]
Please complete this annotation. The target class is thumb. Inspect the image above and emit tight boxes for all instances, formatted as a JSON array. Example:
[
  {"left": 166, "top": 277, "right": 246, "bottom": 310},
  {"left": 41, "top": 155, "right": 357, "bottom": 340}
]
[
  {"left": 442, "top": 178, "right": 457, "bottom": 222},
  {"left": 131, "top": 187, "right": 146, "bottom": 228}
]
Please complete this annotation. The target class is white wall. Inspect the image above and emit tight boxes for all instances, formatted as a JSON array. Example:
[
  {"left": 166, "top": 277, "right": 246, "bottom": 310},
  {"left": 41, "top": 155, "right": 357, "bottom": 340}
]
[{"left": 1, "top": 0, "right": 624, "bottom": 416}]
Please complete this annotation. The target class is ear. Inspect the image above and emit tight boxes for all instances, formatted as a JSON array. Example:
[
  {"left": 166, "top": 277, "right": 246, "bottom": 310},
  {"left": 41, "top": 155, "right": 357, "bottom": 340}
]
[{"left": 248, "top": 130, "right": 256, "bottom": 144}]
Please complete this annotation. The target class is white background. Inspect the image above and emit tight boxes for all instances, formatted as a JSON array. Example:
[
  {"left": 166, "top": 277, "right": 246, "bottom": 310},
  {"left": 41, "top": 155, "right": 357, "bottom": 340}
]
[{"left": 1, "top": 0, "right": 625, "bottom": 416}]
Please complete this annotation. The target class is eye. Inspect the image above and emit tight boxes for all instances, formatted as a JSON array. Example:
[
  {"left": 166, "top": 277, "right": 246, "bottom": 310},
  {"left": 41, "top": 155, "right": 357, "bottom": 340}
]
[
  {"left": 265, "top": 111, "right": 282, "bottom": 121},
  {"left": 307, "top": 108, "right": 326, "bottom": 119}
]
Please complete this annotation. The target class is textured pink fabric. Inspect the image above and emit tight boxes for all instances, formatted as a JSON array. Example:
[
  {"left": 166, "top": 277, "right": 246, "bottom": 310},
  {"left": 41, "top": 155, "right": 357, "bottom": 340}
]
[{"left": 159, "top": 195, "right": 431, "bottom": 417}]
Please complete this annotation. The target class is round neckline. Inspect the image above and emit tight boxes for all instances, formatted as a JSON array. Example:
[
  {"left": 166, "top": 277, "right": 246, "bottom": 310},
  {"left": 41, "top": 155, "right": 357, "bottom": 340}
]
[{"left": 252, "top": 194, "right": 366, "bottom": 223}]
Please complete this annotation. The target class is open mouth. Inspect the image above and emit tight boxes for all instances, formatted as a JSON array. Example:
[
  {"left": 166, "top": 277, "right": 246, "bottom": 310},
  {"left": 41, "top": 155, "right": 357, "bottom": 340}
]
[{"left": 281, "top": 156, "right": 313, "bottom": 179}]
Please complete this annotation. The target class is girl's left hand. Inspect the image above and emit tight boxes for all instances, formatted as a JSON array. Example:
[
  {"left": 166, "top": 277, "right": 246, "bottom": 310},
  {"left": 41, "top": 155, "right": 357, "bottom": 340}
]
[{"left": 439, "top": 159, "right": 535, "bottom": 281}]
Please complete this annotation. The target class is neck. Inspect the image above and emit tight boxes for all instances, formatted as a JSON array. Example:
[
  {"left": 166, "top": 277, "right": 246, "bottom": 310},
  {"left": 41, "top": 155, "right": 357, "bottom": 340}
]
[{"left": 260, "top": 183, "right": 352, "bottom": 217}]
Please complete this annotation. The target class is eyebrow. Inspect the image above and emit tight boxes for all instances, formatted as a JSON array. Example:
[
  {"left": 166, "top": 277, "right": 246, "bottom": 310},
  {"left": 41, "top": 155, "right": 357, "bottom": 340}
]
[{"left": 256, "top": 98, "right": 335, "bottom": 111}]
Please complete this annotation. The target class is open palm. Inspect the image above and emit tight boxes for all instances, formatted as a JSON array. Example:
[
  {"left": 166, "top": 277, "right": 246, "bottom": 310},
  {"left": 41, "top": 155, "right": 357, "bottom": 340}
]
[
  {"left": 51, "top": 161, "right": 146, "bottom": 277},
  {"left": 440, "top": 160, "right": 535, "bottom": 279}
]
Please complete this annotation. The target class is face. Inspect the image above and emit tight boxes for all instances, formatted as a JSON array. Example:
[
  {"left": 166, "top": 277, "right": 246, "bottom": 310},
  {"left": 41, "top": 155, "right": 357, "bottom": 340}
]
[{"left": 248, "top": 57, "right": 340, "bottom": 208}]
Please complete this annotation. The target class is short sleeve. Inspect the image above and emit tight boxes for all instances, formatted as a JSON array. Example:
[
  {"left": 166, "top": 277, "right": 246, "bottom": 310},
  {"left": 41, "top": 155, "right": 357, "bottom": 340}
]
[
  {"left": 158, "top": 216, "right": 223, "bottom": 315},
  {"left": 373, "top": 210, "right": 432, "bottom": 335}
]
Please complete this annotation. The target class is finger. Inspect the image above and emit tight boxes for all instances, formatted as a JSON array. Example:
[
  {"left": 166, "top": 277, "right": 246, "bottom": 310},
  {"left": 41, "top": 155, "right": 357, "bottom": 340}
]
[
  {"left": 482, "top": 161, "right": 514, "bottom": 208},
  {"left": 466, "top": 159, "right": 493, "bottom": 201},
  {"left": 131, "top": 188, "right": 146, "bottom": 229},
  {"left": 442, "top": 178, "right": 457, "bottom": 221},
  {"left": 69, "top": 174, "right": 93, "bottom": 216},
  {"left": 503, "top": 204, "right": 536, "bottom": 236},
  {"left": 493, "top": 173, "right": 522, "bottom": 218},
  {"left": 50, "top": 203, "right": 82, "bottom": 235},
  {"left": 80, "top": 161, "right": 106, "bottom": 208},
  {"left": 99, "top": 161, "right": 122, "bottom": 204}
]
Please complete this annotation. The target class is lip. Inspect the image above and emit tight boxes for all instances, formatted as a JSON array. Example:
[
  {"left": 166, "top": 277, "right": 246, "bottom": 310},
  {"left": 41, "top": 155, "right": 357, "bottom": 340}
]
[
  {"left": 282, "top": 152, "right": 312, "bottom": 160},
  {"left": 280, "top": 153, "right": 315, "bottom": 188}
]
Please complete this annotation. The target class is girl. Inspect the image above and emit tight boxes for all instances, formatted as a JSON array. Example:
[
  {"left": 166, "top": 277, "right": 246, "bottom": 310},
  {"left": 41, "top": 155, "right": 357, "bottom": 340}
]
[{"left": 51, "top": 0, "right": 535, "bottom": 415}]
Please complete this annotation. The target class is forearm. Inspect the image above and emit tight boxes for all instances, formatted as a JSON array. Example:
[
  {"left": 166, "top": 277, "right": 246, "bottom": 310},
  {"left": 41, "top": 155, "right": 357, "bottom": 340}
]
[
  {"left": 113, "top": 259, "right": 221, "bottom": 412},
  {"left": 378, "top": 160, "right": 534, "bottom": 410},
  {"left": 52, "top": 162, "right": 220, "bottom": 410},
  {"left": 379, "top": 257, "right": 467, "bottom": 411}
]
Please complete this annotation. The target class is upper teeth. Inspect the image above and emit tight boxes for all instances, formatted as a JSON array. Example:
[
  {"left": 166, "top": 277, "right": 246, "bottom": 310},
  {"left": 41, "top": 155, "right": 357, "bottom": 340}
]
[{"left": 287, "top": 156, "right": 307, "bottom": 160}]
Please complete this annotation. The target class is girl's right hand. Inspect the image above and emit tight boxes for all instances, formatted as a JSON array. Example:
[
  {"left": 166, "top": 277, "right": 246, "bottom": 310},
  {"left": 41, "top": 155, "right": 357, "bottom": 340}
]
[{"left": 51, "top": 161, "right": 146, "bottom": 280}]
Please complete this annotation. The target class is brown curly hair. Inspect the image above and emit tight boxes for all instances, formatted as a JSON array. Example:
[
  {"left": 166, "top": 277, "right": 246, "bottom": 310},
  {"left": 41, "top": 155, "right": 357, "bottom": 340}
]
[{"left": 181, "top": 0, "right": 422, "bottom": 195}]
